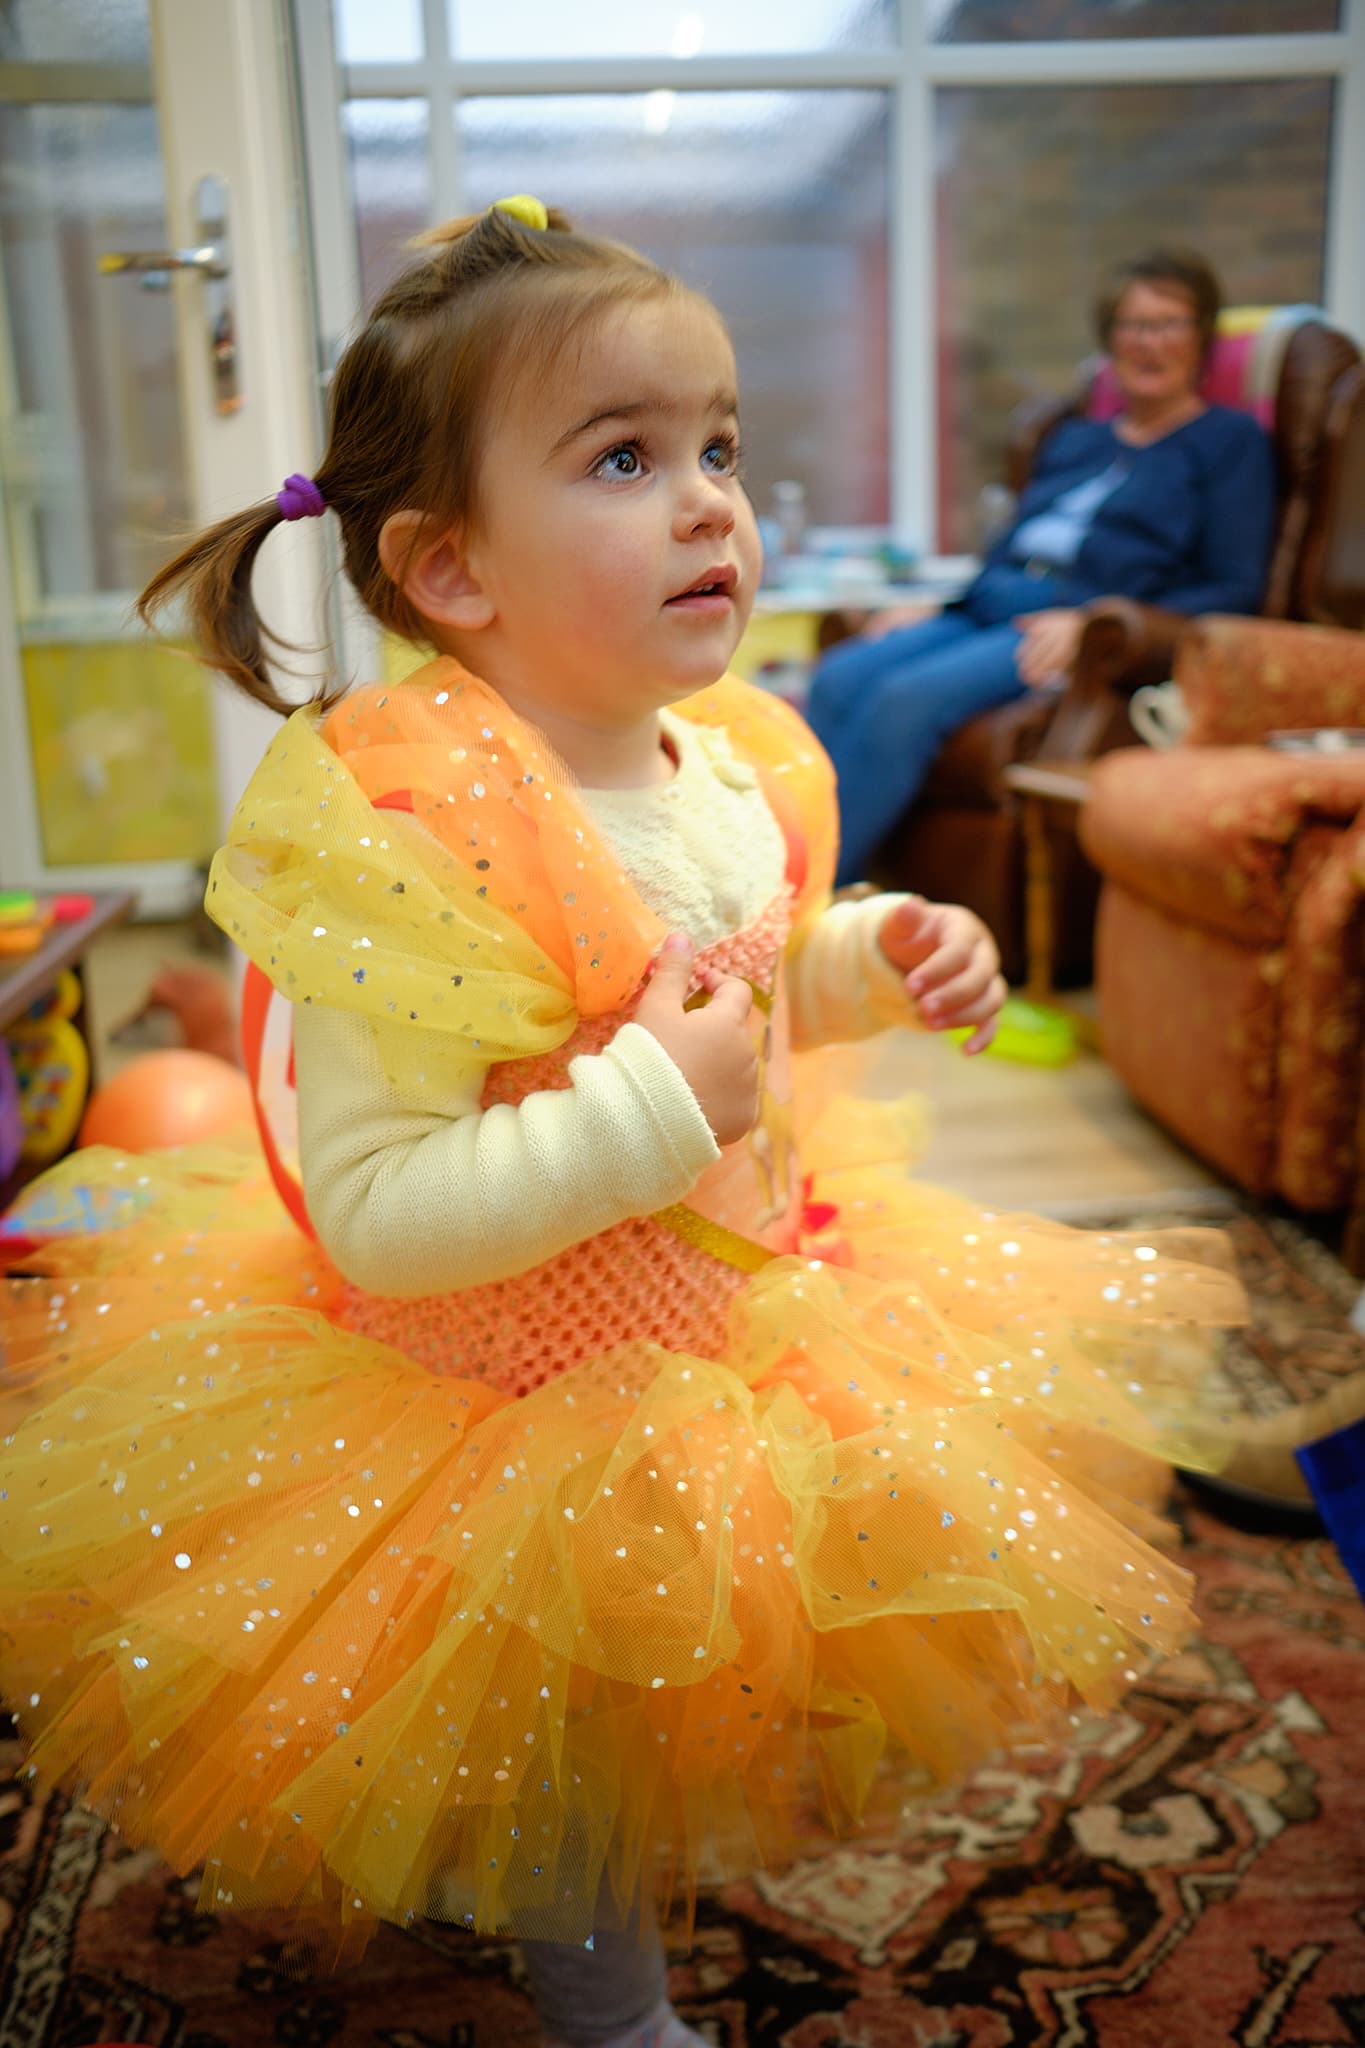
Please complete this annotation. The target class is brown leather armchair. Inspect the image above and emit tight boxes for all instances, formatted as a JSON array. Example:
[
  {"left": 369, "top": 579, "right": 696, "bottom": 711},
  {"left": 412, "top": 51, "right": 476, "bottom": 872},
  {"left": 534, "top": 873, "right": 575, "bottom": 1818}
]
[
  {"left": 1080, "top": 616, "right": 1365, "bottom": 1265},
  {"left": 865, "top": 317, "right": 1364, "bottom": 985}
]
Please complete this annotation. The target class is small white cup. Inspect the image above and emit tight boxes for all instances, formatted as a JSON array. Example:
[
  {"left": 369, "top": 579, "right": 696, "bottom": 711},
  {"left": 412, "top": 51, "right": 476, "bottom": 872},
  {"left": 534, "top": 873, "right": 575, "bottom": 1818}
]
[{"left": 1130, "top": 681, "right": 1190, "bottom": 750}]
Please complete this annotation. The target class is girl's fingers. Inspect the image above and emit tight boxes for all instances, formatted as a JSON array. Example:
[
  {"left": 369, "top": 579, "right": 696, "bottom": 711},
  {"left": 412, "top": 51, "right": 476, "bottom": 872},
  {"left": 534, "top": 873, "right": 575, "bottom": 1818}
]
[
  {"left": 917, "top": 952, "right": 995, "bottom": 1017},
  {"left": 705, "top": 975, "right": 754, "bottom": 1023},
  {"left": 938, "top": 976, "right": 1006, "bottom": 1028},
  {"left": 961, "top": 1017, "right": 1000, "bottom": 1056},
  {"left": 906, "top": 939, "right": 971, "bottom": 996},
  {"left": 959, "top": 977, "right": 1008, "bottom": 1053},
  {"left": 882, "top": 899, "right": 944, "bottom": 972}
]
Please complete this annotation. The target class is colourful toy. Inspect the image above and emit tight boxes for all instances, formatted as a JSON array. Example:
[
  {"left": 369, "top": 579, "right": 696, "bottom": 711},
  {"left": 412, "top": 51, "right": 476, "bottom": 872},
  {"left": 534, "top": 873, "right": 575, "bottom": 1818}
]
[
  {"left": 51, "top": 892, "right": 96, "bottom": 923},
  {"left": 79, "top": 1047, "right": 253, "bottom": 1153},
  {"left": 951, "top": 995, "right": 1076, "bottom": 1067},
  {"left": 4, "top": 969, "right": 89, "bottom": 1164},
  {"left": 0, "top": 1039, "right": 21, "bottom": 1179},
  {"left": 0, "top": 889, "right": 54, "bottom": 957},
  {"left": 0, "top": 1173, "right": 144, "bottom": 1260}
]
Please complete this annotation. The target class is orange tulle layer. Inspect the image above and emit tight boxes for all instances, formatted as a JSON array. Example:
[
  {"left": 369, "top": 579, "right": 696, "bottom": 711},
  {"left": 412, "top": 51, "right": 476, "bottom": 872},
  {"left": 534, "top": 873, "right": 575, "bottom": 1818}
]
[{"left": 0, "top": 1131, "right": 1245, "bottom": 1956}]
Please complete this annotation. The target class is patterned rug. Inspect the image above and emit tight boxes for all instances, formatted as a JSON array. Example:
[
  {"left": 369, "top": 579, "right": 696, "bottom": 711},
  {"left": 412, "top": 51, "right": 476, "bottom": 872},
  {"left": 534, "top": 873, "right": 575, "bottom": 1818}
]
[
  {"left": 3, "top": 1210, "right": 1364, "bottom": 2048},
  {"left": 1068, "top": 1202, "right": 1365, "bottom": 1430}
]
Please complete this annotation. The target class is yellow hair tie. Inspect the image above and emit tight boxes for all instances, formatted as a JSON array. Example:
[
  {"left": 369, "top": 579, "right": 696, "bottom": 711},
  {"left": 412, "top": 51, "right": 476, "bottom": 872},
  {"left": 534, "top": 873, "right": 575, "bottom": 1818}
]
[{"left": 491, "top": 193, "right": 548, "bottom": 232}]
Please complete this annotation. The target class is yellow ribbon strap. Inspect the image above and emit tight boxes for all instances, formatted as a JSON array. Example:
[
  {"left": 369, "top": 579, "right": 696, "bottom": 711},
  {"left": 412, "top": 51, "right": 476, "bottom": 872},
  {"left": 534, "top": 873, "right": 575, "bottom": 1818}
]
[
  {"left": 652, "top": 1203, "right": 775, "bottom": 1275},
  {"left": 684, "top": 979, "right": 773, "bottom": 1019}
]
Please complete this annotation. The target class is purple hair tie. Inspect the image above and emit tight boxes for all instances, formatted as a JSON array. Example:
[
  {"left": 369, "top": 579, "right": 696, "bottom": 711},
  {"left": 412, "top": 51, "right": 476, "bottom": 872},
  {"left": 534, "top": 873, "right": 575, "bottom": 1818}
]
[{"left": 276, "top": 472, "right": 327, "bottom": 520}]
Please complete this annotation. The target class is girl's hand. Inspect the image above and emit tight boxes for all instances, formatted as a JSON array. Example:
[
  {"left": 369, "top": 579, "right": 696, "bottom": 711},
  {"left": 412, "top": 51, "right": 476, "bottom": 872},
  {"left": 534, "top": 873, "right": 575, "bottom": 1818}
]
[
  {"left": 1013, "top": 607, "right": 1083, "bottom": 688},
  {"left": 878, "top": 897, "right": 1006, "bottom": 1056},
  {"left": 634, "top": 935, "right": 760, "bottom": 1144}
]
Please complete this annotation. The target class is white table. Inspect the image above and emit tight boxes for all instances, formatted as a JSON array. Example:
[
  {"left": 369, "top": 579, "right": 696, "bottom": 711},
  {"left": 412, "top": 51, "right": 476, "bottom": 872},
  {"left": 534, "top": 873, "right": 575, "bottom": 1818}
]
[
  {"left": 749, "top": 554, "right": 978, "bottom": 614},
  {"left": 735, "top": 556, "right": 979, "bottom": 689}
]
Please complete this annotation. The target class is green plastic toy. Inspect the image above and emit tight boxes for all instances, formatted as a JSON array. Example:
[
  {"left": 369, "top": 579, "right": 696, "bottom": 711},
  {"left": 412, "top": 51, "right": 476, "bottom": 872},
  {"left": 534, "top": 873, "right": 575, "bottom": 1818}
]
[{"left": 951, "top": 996, "right": 1076, "bottom": 1066}]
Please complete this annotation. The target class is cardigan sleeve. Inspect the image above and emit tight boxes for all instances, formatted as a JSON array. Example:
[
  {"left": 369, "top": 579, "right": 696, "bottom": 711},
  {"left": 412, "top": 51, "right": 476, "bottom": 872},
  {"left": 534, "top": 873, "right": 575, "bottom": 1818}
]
[
  {"left": 293, "top": 1004, "right": 719, "bottom": 1297},
  {"left": 786, "top": 893, "right": 920, "bottom": 1048}
]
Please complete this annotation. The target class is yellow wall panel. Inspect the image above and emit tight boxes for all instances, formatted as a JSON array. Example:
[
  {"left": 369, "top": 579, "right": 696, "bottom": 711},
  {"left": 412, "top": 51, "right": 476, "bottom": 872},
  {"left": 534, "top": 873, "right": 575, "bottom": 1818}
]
[{"left": 23, "top": 640, "right": 218, "bottom": 867}]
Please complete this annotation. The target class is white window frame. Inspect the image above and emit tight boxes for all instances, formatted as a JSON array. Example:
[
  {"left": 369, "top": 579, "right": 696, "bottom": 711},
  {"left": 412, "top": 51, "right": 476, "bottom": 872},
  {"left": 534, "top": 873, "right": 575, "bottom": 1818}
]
[{"left": 293, "top": 0, "right": 1364, "bottom": 569}]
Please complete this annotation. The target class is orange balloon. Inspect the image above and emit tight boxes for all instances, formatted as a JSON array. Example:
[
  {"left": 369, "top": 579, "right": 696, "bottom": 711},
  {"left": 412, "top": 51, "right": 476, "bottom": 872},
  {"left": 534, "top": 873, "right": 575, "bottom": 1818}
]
[{"left": 79, "top": 1049, "right": 254, "bottom": 1152}]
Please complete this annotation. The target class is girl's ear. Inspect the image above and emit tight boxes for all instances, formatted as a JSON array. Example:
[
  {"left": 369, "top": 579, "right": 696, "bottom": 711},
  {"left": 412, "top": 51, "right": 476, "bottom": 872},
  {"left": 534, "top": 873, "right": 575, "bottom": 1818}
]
[{"left": 378, "top": 511, "right": 495, "bottom": 631}]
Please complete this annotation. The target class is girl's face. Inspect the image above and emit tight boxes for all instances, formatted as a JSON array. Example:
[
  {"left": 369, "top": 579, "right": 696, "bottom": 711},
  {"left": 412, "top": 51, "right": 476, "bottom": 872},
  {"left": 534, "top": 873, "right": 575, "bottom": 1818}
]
[{"left": 455, "top": 292, "right": 762, "bottom": 734}]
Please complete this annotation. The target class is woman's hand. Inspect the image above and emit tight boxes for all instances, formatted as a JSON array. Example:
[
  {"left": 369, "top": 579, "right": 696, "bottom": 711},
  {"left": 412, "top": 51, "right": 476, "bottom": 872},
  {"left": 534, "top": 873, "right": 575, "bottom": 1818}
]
[
  {"left": 634, "top": 935, "right": 759, "bottom": 1144},
  {"left": 1013, "top": 607, "right": 1083, "bottom": 688},
  {"left": 863, "top": 601, "right": 941, "bottom": 640},
  {"left": 878, "top": 897, "right": 1006, "bottom": 1056}
]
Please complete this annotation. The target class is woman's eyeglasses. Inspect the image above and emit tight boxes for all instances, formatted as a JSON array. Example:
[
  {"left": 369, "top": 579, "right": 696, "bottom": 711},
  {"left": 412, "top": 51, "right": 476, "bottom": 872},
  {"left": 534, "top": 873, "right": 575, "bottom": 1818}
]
[{"left": 1112, "top": 317, "right": 1197, "bottom": 342}]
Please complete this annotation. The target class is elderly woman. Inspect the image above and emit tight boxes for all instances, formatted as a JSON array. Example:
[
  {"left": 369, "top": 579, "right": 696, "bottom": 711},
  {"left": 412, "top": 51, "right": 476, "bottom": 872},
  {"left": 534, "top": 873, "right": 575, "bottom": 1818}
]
[{"left": 807, "top": 249, "right": 1276, "bottom": 888}]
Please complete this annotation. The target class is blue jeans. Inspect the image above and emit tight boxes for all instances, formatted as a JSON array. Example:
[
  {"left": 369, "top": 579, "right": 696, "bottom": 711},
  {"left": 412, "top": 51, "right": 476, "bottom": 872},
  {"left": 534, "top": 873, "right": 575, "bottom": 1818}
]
[{"left": 806, "top": 607, "right": 1031, "bottom": 887}]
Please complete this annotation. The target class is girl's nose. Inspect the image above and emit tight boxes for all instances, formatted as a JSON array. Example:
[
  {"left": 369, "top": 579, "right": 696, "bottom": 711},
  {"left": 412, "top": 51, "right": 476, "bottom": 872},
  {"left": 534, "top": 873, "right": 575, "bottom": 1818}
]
[
  {"left": 671, "top": 464, "right": 736, "bottom": 540},
  {"left": 675, "top": 475, "right": 735, "bottom": 539}
]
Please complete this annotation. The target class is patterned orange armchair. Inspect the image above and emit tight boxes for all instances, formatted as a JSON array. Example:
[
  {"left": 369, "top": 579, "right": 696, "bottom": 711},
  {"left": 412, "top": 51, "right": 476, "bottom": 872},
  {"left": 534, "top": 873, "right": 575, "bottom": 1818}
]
[{"left": 1079, "top": 615, "right": 1365, "bottom": 1264}]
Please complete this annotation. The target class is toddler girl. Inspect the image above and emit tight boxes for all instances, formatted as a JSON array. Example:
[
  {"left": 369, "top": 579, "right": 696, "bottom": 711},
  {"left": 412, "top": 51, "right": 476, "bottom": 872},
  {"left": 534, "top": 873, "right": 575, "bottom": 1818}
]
[{"left": 0, "top": 198, "right": 1240, "bottom": 2048}]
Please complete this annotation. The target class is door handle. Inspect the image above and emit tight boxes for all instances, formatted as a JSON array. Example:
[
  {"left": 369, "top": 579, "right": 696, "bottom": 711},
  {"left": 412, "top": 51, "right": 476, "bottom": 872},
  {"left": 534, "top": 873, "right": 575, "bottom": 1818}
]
[
  {"left": 97, "top": 175, "right": 240, "bottom": 416},
  {"left": 98, "top": 246, "right": 227, "bottom": 280}
]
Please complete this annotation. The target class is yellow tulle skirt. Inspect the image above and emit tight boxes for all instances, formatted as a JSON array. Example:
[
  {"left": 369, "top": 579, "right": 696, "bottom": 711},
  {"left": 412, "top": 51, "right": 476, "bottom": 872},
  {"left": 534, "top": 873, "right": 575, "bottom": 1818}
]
[{"left": 0, "top": 1130, "right": 1242, "bottom": 1958}]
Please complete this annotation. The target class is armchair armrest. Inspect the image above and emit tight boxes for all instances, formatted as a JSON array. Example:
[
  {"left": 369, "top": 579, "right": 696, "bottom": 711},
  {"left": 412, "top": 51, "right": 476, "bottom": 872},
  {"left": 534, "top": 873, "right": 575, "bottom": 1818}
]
[
  {"left": 1072, "top": 597, "right": 1190, "bottom": 699},
  {"left": 1081, "top": 745, "right": 1365, "bottom": 945},
  {"left": 1176, "top": 615, "right": 1365, "bottom": 744},
  {"left": 1033, "top": 595, "right": 1187, "bottom": 763},
  {"left": 1276, "top": 805, "right": 1365, "bottom": 1209}
]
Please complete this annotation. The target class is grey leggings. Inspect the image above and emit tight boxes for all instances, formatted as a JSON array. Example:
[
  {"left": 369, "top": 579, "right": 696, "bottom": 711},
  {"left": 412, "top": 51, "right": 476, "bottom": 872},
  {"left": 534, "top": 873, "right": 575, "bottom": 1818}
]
[{"left": 519, "top": 1916, "right": 667, "bottom": 2047}]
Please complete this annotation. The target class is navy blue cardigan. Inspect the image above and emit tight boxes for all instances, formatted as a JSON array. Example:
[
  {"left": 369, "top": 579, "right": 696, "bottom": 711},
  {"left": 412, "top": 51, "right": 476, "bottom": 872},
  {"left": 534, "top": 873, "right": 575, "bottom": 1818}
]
[{"left": 980, "top": 405, "right": 1276, "bottom": 617}]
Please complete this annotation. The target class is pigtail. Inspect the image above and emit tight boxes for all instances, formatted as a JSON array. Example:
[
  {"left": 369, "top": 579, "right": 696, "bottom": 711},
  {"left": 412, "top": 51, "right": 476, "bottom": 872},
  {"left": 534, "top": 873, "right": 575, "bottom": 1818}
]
[{"left": 137, "top": 498, "right": 305, "bottom": 717}]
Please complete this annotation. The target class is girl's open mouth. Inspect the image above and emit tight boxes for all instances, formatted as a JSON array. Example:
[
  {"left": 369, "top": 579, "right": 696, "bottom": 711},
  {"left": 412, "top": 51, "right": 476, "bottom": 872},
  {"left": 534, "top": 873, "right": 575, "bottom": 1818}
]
[{"left": 665, "top": 564, "right": 737, "bottom": 611}]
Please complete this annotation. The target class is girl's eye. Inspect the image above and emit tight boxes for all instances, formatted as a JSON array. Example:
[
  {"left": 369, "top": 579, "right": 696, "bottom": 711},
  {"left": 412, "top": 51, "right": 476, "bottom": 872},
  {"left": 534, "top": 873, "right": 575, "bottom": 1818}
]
[
  {"left": 594, "top": 443, "right": 643, "bottom": 479},
  {"left": 703, "top": 436, "right": 741, "bottom": 475}
]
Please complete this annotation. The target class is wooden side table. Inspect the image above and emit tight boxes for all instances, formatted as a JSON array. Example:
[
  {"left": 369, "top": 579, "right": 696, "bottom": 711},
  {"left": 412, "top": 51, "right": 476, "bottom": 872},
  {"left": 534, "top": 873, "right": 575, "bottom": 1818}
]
[
  {"left": 0, "top": 891, "right": 136, "bottom": 1047},
  {"left": 1001, "top": 761, "right": 1100, "bottom": 1044}
]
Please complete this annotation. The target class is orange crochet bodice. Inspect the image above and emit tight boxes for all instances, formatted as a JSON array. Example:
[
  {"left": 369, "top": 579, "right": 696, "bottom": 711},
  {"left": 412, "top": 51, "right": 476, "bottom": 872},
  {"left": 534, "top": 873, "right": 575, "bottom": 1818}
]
[{"left": 336, "top": 888, "right": 799, "bottom": 1397}]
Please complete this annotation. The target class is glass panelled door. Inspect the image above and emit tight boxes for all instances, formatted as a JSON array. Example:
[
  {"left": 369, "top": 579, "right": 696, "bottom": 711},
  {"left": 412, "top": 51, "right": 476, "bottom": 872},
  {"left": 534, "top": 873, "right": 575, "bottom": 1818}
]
[
  {"left": 0, "top": 0, "right": 323, "bottom": 920},
  {"left": 0, "top": 0, "right": 219, "bottom": 914}
]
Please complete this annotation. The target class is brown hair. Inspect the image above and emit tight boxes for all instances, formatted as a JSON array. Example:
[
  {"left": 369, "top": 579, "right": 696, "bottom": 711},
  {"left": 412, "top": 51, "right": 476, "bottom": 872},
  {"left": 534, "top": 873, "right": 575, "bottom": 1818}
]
[
  {"left": 1094, "top": 247, "right": 1223, "bottom": 364},
  {"left": 137, "top": 205, "right": 681, "bottom": 713}
]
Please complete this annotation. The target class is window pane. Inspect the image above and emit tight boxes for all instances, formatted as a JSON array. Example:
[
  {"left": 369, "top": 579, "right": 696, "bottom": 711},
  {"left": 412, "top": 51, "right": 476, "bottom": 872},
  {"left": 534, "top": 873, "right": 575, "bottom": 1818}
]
[
  {"left": 334, "top": 0, "right": 424, "bottom": 64},
  {"left": 0, "top": 0, "right": 149, "bottom": 63},
  {"left": 930, "top": 0, "right": 1338, "bottom": 37},
  {"left": 344, "top": 100, "right": 430, "bottom": 308},
  {"left": 451, "top": 0, "right": 896, "bottom": 59},
  {"left": 935, "top": 79, "right": 1333, "bottom": 551},
  {"left": 458, "top": 92, "right": 890, "bottom": 526}
]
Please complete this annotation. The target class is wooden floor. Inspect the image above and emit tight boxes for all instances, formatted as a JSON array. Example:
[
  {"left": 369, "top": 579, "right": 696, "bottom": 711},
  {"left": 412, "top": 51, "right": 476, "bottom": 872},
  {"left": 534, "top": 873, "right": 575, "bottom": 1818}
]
[
  {"left": 83, "top": 923, "right": 1227, "bottom": 1215},
  {"left": 891, "top": 1026, "right": 1225, "bottom": 1213},
  {"left": 84, "top": 919, "right": 235, "bottom": 1079}
]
